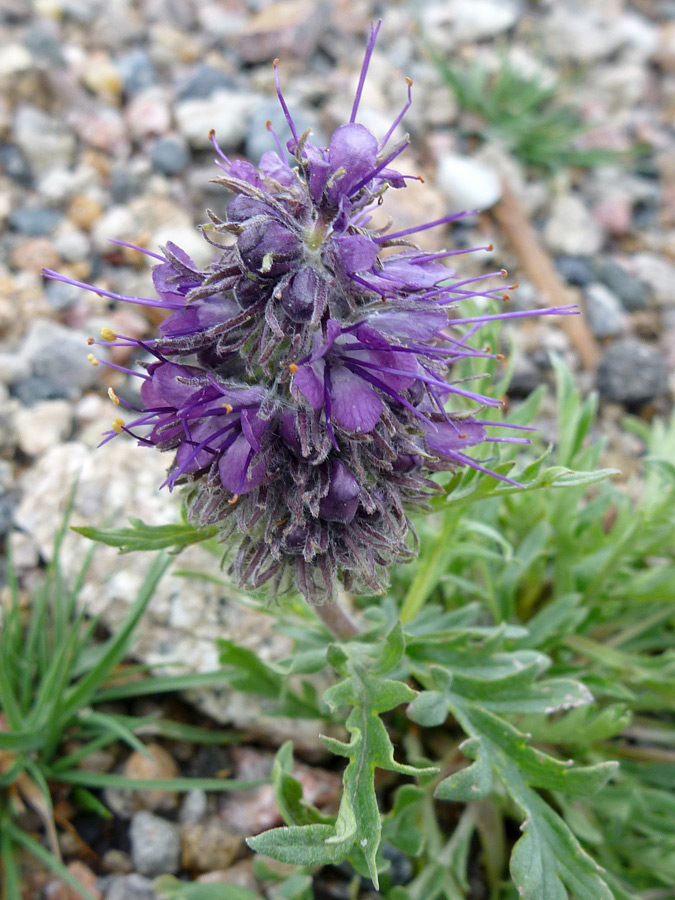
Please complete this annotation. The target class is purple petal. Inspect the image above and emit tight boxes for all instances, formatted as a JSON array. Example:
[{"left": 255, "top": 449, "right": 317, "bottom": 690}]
[
  {"left": 329, "top": 365, "right": 383, "bottom": 433},
  {"left": 319, "top": 461, "right": 360, "bottom": 523},
  {"left": 332, "top": 233, "right": 379, "bottom": 273},
  {"left": 424, "top": 419, "right": 487, "bottom": 456},
  {"left": 366, "top": 309, "right": 448, "bottom": 342},
  {"left": 219, "top": 434, "right": 265, "bottom": 494},
  {"left": 328, "top": 123, "right": 378, "bottom": 188},
  {"left": 293, "top": 361, "right": 325, "bottom": 409}
]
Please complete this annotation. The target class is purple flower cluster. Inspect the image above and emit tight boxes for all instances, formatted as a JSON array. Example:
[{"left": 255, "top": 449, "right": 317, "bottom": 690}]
[{"left": 46, "top": 23, "right": 574, "bottom": 602}]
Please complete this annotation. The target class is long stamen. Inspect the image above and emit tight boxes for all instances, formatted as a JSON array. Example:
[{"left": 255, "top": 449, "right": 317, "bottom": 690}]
[
  {"left": 374, "top": 210, "right": 477, "bottom": 243},
  {"left": 350, "top": 19, "right": 382, "bottom": 124},
  {"left": 379, "top": 77, "right": 413, "bottom": 149},
  {"left": 273, "top": 59, "right": 299, "bottom": 143}
]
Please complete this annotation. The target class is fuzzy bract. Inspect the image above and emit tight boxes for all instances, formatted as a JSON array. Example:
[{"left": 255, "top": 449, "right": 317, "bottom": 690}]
[{"left": 46, "top": 22, "right": 575, "bottom": 602}]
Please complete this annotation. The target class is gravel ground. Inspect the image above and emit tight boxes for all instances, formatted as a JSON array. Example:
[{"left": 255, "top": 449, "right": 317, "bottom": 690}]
[{"left": 2, "top": 0, "right": 675, "bottom": 895}]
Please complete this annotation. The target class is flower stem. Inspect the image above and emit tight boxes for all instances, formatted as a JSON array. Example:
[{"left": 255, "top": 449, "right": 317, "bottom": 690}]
[{"left": 313, "top": 599, "right": 360, "bottom": 640}]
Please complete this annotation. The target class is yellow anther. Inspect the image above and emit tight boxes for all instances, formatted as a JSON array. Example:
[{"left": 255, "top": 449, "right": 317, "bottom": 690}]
[
  {"left": 289, "top": 363, "right": 298, "bottom": 374},
  {"left": 87, "top": 353, "right": 99, "bottom": 366},
  {"left": 406, "top": 77, "right": 413, "bottom": 87},
  {"left": 112, "top": 417, "right": 125, "bottom": 433},
  {"left": 108, "top": 387, "right": 120, "bottom": 406},
  {"left": 500, "top": 268, "right": 508, "bottom": 277},
  {"left": 100, "top": 326, "right": 116, "bottom": 341},
  {"left": 208, "top": 128, "right": 216, "bottom": 141},
  {"left": 222, "top": 402, "right": 233, "bottom": 413},
  {"left": 227, "top": 493, "right": 239, "bottom": 505}
]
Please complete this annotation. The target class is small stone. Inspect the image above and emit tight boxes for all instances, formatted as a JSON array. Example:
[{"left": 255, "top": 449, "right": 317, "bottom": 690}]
[
  {"left": 597, "top": 338, "right": 668, "bottom": 406},
  {"left": 592, "top": 196, "right": 632, "bottom": 237},
  {"left": 81, "top": 52, "right": 123, "bottom": 103},
  {"left": 14, "top": 399, "right": 74, "bottom": 457},
  {"left": 631, "top": 253, "right": 675, "bottom": 307},
  {"left": 583, "top": 283, "right": 627, "bottom": 339},
  {"left": 181, "top": 820, "right": 243, "bottom": 872},
  {"left": 176, "top": 63, "right": 234, "bottom": 100},
  {"left": 8, "top": 531, "right": 39, "bottom": 569},
  {"left": 101, "top": 849, "right": 132, "bottom": 874},
  {"left": 53, "top": 225, "right": 91, "bottom": 263},
  {"left": 109, "top": 166, "right": 142, "bottom": 204},
  {"left": 123, "top": 743, "right": 180, "bottom": 812},
  {"left": 150, "top": 136, "right": 190, "bottom": 175},
  {"left": 10, "top": 319, "right": 103, "bottom": 402},
  {"left": 239, "top": 0, "right": 325, "bottom": 63},
  {"left": 23, "top": 21, "right": 66, "bottom": 68},
  {"left": 68, "top": 194, "right": 104, "bottom": 231},
  {"left": 10, "top": 236, "right": 60, "bottom": 273},
  {"left": 597, "top": 259, "right": 648, "bottom": 312},
  {"left": 116, "top": 49, "right": 158, "bottom": 95},
  {"left": 424, "top": 0, "right": 519, "bottom": 48},
  {"left": 129, "top": 811, "right": 181, "bottom": 877},
  {"left": 104, "top": 874, "right": 157, "bottom": 900},
  {"left": 179, "top": 788, "right": 208, "bottom": 825},
  {"left": 126, "top": 88, "right": 171, "bottom": 140},
  {"left": 555, "top": 256, "right": 594, "bottom": 287},
  {"left": 436, "top": 152, "right": 501, "bottom": 214},
  {"left": 0, "top": 42, "right": 33, "bottom": 77},
  {"left": 13, "top": 104, "right": 76, "bottom": 173},
  {"left": 9, "top": 207, "right": 63, "bottom": 237},
  {"left": 0, "top": 142, "right": 32, "bottom": 186},
  {"left": 543, "top": 195, "right": 604, "bottom": 257},
  {"left": 174, "top": 90, "right": 261, "bottom": 149}
]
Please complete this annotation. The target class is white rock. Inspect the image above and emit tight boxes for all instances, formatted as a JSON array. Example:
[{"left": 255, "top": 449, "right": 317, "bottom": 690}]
[
  {"left": 13, "top": 105, "right": 77, "bottom": 174},
  {"left": 424, "top": 0, "right": 519, "bottom": 47},
  {"left": 174, "top": 90, "right": 262, "bottom": 149},
  {"left": 14, "top": 400, "right": 74, "bottom": 457},
  {"left": 0, "top": 44, "right": 33, "bottom": 78},
  {"left": 631, "top": 253, "right": 675, "bottom": 306},
  {"left": 91, "top": 205, "right": 137, "bottom": 253},
  {"left": 53, "top": 224, "right": 90, "bottom": 263},
  {"left": 543, "top": 195, "right": 604, "bottom": 257},
  {"left": 436, "top": 153, "right": 502, "bottom": 213}
]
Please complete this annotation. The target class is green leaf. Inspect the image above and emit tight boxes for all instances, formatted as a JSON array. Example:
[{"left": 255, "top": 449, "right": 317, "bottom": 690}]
[
  {"left": 251, "top": 628, "right": 437, "bottom": 888},
  {"left": 429, "top": 688, "right": 617, "bottom": 900},
  {"left": 72, "top": 518, "right": 218, "bottom": 554}
]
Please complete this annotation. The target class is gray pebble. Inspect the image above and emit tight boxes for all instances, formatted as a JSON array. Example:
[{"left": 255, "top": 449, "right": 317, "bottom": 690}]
[
  {"left": 555, "top": 256, "right": 594, "bottom": 287},
  {"left": 13, "top": 105, "right": 76, "bottom": 173},
  {"left": 178, "top": 788, "right": 208, "bottom": 825},
  {"left": 0, "top": 142, "right": 33, "bottom": 187},
  {"left": 597, "top": 259, "right": 648, "bottom": 311},
  {"left": 176, "top": 63, "right": 235, "bottom": 100},
  {"left": 583, "top": 283, "right": 627, "bottom": 339},
  {"left": 151, "top": 136, "right": 190, "bottom": 175},
  {"left": 9, "top": 208, "right": 63, "bottom": 237},
  {"left": 23, "top": 22, "right": 66, "bottom": 67},
  {"left": 104, "top": 873, "right": 158, "bottom": 900},
  {"left": 116, "top": 49, "right": 158, "bottom": 95},
  {"left": 596, "top": 338, "right": 667, "bottom": 406},
  {"left": 129, "top": 811, "right": 181, "bottom": 877},
  {"left": 9, "top": 319, "right": 103, "bottom": 403},
  {"left": 110, "top": 166, "right": 142, "bottom": 204}
]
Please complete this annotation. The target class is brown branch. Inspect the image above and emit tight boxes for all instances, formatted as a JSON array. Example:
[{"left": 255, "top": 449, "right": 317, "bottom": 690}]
[{"left": 492, "top": 179, "right": 600, "bottom": 370}]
